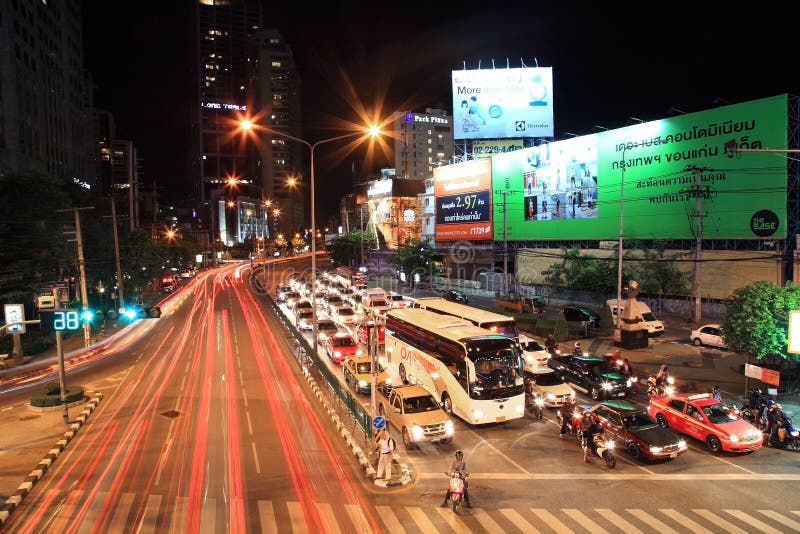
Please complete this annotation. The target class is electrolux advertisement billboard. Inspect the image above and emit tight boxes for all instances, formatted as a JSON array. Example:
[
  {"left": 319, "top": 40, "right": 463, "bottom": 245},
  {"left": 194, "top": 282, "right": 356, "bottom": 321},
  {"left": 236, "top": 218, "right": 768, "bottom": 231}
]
[
  {"left": 434, "top": 158, "right": 493, "bottom": 241},
  {"left": 452, "top": 67, "right": 554, "bottom": 140},
  {"left": 491, "top": 94, "right": 788, "bottom": 241}
]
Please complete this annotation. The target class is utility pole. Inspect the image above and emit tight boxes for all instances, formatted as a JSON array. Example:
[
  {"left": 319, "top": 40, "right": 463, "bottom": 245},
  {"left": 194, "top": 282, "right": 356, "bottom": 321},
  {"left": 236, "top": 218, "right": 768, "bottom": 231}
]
[
  {"left": 493, "top": 190, "right": 518, "bottom": 297},
  {"left": 110, "top": 198, "right": 125, "bottom": 313},
  {"left": 681, "top": 166, "right": 711, "bottom": 324},
  {"left": 58, "top": 207, "right": 94, "bottom": 347}
]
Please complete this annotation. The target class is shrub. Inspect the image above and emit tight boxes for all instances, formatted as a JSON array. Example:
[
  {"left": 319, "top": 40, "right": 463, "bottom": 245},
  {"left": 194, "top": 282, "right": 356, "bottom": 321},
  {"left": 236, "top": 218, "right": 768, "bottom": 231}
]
[{"left": 30, "top": 381, "right": 85, "bottom": 407}]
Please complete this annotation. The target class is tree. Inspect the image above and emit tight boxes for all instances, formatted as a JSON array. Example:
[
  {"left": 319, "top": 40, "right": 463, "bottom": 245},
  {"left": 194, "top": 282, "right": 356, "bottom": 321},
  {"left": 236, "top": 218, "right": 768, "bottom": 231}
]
[
  {"left": 553, "top": 312, "right": 569, "bottom": 342},
  {"left": 291, "top": 234, "right": 306, "bottom": 254},
  {"left": 723, "top": 281, "right": 800, "bottom": 364},
  {"left": 328, "top": 230, "right": 375, "bottom": 267},
  {"left": 387, "top": 238, "right": 440, "bottom": 282},
  {"left": 544, "top": 247, "right": 635, "bottom": 294},
  {"left": 630, "top": 241, "right": 691, "bottom": 297}
]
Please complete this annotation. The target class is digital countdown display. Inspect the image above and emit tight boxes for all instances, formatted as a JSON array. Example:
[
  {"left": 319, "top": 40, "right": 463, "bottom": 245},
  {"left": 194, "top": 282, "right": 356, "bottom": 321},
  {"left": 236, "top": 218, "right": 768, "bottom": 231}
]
[{"left": 40, "top": 310, "right": 81, "bottom": 332}]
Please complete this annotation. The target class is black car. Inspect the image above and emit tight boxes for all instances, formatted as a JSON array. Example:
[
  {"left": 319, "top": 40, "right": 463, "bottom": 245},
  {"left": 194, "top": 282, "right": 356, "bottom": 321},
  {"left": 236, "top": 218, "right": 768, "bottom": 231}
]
[
  {"left": 562, "top": 306, "right": 600, "bottom": 328},
  {"left": 586, "top": 401, "right": 688, "bottom": 462},
  {"left": 443, "top": 290, "right": 469, "bottom": 304},
  {"left": 548, "top": 354, "right": 630, "bottom": 400}
]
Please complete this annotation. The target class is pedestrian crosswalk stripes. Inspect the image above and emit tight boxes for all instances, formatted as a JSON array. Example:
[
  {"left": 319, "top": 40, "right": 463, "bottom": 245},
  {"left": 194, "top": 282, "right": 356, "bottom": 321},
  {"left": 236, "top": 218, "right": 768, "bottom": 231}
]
[{"left": 7, "top": 492, "right": 800, "bottom": 533}]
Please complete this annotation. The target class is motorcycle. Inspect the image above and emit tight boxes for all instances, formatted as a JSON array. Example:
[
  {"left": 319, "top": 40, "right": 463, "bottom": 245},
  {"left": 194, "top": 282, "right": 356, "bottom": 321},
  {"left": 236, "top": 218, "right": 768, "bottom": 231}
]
[
  {"left": 444, "top": 471, "right": 469, "bottom": 512},
  {"left": 557, "top": 407, "right": 583, "bottom": 440},
  {"left": 767, "top": 416, "right": 800, "bottom": 451},
  {"left": 647, "top": 375, "right": 676, "bottom": 397},
  {"left": 526, "top": 392, "right": 544, "bottom": 420},
  {"left": 583, "top": 432, "right": 617, "bottom": 468}
]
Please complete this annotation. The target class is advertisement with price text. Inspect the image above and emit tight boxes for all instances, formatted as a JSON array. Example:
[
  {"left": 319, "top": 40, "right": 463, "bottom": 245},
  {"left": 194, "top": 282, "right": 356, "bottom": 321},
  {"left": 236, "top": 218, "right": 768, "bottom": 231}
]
[{"left": 434, "top": 158, "right": 493, "bottom": 241}]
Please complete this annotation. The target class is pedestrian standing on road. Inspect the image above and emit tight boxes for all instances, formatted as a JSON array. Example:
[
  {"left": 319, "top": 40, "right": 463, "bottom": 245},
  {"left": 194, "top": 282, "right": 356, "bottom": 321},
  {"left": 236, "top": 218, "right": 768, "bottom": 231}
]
[
  {"left": 559, "top": 399, "right": 574, "bottom": 438},
  {"left": 374, "top": 428, "right": 395, "bottom": 481}
]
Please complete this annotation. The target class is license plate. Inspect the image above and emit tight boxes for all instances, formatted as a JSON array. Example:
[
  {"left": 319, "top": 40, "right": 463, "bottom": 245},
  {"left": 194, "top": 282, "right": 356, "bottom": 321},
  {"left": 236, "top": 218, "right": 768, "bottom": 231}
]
[
  {"left": 496, "top": 416, "right": 506, "bottom": 423},
  {"left": 618, "top": 392, "right": 626, "bottom": 397},
  {"left": 670, "top": 452, "right": 678, "bottom": 458}
]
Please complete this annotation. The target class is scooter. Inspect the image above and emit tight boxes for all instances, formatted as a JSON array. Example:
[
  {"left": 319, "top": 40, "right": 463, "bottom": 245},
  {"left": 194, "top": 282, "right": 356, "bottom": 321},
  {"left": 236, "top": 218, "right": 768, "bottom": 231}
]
[
  {"left": 557, "top": 407, "right": 583, "bottom": 440},
  {"left": 767, "top": 417, "right": 800, "bottom": 451},
  {"left": 584, "top": 433, "right": 617, "bottom": 468},
  {"left": 444, "top": 471, "right": 469, "bottom": 512},
  {"left": 647, "top": 375, "right": 675, "bottom": 397}
]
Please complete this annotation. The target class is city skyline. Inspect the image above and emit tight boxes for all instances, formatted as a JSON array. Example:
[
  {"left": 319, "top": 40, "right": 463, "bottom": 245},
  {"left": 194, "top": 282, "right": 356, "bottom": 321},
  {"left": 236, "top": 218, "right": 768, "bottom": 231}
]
[{"left": 82, "top": 2, "right": 798, "bottom": 222}]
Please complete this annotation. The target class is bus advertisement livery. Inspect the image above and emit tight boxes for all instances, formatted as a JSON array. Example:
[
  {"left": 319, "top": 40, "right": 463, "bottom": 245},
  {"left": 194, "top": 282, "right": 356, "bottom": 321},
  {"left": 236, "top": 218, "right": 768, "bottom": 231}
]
[
  {"left": 412, "top": 297, "right": 519, "bottom": 341},
  {"left": 385, "top": 308, "right": 525, "bottom": 425}
]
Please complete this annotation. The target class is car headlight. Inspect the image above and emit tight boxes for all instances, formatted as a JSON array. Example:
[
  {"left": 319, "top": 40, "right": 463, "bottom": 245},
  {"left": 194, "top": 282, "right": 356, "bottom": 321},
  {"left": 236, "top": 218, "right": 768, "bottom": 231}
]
[
  {"left": 570, "top": 390, "right": 576, "bottom": 397},
  {"left": 515, "top": 403, "right": 525, "bottom": 415},
  {"left": 602, "top": 382, "right": 612, "bottom": 391},
  {"left": 472, "top": 409, "right": 486, "bottom": 419},
  {"left": 525, "top": 355, "right": 534, "bottom": 364},
  {"left": 356, "top": 349, "right": 362, "bottom": 355},
  {"left": 357, "top": 380, "right": 368, "bottom": 388},
  {"left": 650, "top": 446, "right": 663, "bottom": 454},
  {"left": 334, "top": 351, "right": 342, "bottom": 357},
  {"left": 729, "top": 434, "right": 740, "bottom": 442},
  {"left": 445, "top": 420, "right": 454, "bottom": 435},
  {"left": 677, "top": 440, "right": 687, "bottom": 448},
  {"left": 626, "top": 379, "right": 632, "bottom": 387},
  {"left": 411, "top": 425, "right": 424, "bottom": 440},
  {"left": 546, "top": 393, "right": 556, "bottom": 401}
]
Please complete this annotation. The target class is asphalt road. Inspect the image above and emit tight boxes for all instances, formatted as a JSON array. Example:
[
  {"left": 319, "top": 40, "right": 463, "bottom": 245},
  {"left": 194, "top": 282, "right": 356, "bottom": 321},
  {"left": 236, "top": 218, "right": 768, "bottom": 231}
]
[{"left": 2, "top": 256, "right": 799, "bottom": 533}]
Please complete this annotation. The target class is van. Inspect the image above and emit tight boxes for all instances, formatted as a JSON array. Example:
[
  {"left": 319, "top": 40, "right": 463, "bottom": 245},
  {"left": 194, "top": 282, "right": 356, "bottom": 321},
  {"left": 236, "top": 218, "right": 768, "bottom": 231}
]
[{"left": 606, "top": 299, "right": 664, "bottom": 336}]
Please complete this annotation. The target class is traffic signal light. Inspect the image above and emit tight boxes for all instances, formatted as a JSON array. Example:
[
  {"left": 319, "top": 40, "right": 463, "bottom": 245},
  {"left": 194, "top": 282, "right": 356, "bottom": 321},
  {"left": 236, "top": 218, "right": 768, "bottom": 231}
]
[{"left": 122, "top": 306, "right": 161, "bottom": 320}]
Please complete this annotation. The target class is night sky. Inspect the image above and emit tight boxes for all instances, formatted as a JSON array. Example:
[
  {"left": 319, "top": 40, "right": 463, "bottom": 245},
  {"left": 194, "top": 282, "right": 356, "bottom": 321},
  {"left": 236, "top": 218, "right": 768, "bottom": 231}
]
[{"left": 82, "top": 2, "right": 797, "bottom": 222}]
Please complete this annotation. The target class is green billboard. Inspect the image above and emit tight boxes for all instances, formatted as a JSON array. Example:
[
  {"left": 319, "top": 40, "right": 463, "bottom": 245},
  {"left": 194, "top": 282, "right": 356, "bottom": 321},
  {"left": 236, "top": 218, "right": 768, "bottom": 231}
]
[{"left": 492, "top": 94, "right": 788, "bottom": 240}]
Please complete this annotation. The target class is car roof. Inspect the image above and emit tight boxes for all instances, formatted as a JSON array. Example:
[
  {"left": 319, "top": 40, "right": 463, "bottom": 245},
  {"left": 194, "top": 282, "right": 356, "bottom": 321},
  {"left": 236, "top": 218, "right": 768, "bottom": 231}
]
[
  {"left": 670, "top": 392, "right": 718, "bottom": 406},
  {"left": 333, "top": 332, "right": 354, "bottom": 339},
  {"left": 574, "top": 355, "right": 605, "bottom": 363},
  {"left": 597, "top": 400, "right": 639, "bottom": 412}
]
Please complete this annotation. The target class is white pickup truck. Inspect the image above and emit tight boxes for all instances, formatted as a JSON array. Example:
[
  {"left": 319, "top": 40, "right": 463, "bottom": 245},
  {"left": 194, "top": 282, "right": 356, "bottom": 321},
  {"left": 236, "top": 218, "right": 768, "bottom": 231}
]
[
  {"left": 363, "top": 288, "right": 390, "bottom": 317},
  {"left": 376, "top": 383, "right": 454, "bottom": 449}
]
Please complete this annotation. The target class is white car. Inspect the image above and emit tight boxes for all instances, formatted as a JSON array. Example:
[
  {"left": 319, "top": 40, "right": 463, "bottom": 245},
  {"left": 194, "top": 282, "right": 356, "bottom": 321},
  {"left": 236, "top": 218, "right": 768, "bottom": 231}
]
[
  {"left": 387, "top": 294, "right": 407, "bottom": 309},
  {"left": 520, "top": 336, "right": 551, "bottom": 373},
  {"left": 333, "top": 305, "right": 359, "bottom": 325},
  {"left": 526, "top": 368, "right": 575, "bottom": 408},
  {"left": 690, "top": 323, "right": 727, "bottom": 349}
]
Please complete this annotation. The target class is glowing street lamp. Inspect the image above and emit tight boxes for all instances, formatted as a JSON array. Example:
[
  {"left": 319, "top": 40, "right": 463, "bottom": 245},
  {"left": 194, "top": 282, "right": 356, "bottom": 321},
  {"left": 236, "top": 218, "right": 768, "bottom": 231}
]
[{"left": 240, "top": 119, "right": 381, "bottom": 356}]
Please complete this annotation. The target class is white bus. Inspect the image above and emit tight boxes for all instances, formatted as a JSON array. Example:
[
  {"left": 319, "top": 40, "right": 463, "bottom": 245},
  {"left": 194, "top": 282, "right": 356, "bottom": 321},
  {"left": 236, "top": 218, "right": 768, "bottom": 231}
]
[
  {"left": 412, "top": 297, "right": 519, "bottom": 341},
  {"left": 335, "top": 266, "right": 367, "bottom": 289},
  {"left": 385, "top": 308, "right": 525, "bottom": 425}
]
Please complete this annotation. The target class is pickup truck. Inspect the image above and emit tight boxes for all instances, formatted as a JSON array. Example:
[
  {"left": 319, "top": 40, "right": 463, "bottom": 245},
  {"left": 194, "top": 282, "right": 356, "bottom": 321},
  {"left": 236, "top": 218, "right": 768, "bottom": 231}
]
[
  {"left": 547, "top": 353, "right": 631, "bottom": 401},
  {"left": 376, "top": 383, "right": 454, "bottom": 449},
  {"left": 494, "top": 296, "right": 546, "bottom": 314}
]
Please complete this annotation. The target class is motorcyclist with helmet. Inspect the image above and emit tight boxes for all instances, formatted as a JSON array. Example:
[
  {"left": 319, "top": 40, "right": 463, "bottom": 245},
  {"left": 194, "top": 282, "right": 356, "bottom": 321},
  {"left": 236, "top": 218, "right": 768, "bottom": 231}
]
[
  {"left": 572, "top": 342, "right": 583, "bottom": 357},
  {"left": 749, "top": 389, "right": 769, "bottom": 427},
  {"left": 441, "top": 450, "right": 470, "bottom": 508},
  {"left": 765, "top": 402, "right": 787, "bottom": 447},
  {"left": 655, "top": 364, "right": 670, "bottom": 388},
  {"left": 582, "top": 412, "right": 606, "bottom": 463}
]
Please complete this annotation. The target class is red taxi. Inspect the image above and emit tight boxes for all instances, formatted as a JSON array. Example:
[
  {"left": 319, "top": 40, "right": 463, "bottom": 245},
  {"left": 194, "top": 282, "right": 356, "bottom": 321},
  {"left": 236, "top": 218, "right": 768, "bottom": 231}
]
[
  {"left": 325, "top": 333, "right": 362, "bottom": 364},
  {"left": 356, "top": 321, "right": 385, "bottom": 346},
  {"left": 647, "top": 392, "right": 763, "bottom": 453}
]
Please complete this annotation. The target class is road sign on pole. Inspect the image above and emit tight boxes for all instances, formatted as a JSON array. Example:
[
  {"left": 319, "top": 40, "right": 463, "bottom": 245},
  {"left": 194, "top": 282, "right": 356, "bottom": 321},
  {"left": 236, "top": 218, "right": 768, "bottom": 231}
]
[{"left": 372, "top": 416, "right": 386, "bottom": 430}]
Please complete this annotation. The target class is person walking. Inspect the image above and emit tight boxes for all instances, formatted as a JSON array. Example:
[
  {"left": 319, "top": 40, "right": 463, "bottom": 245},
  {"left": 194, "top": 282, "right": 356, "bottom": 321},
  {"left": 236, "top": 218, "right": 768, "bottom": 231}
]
[
  {"left": 374, "top": 428, "right": 395, "bottom": 481},
  {"left": 442, "top": 450, "right": 471, "bottom": 508},
  {"left": 559, "top": 399, "right": 574, "bottom": 438}
]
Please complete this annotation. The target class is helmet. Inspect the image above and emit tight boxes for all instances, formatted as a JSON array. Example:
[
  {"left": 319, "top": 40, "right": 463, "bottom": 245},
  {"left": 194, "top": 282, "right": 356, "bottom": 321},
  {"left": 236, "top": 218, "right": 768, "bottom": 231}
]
[
  {"left": 455, "top": 450, "right": 463, "bottom": 457},
  {"left": 713, "top": 385, "right": 720, "bottom": 391},
  {"left": 767, "top": 399, "right": 775, "bottom": 406},
  {"left": 754, "top": 388, "right": 762, "bottom": 395},
  {"left": 660, "top": 364, "right": 668, "bottom": 371},
  {"left": 574, "top": 342, "right": 581, "bottom": 349}
]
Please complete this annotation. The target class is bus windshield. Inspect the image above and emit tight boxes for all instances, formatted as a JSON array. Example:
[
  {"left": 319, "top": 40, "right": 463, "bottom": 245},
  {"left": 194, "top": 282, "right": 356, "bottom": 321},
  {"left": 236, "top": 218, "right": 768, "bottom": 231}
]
[
  {"left": 481, "top": 320, "right": 519, "bottom": 340},
  {"left": 468, "top": 339, "right": 524, "bottom": 399}
]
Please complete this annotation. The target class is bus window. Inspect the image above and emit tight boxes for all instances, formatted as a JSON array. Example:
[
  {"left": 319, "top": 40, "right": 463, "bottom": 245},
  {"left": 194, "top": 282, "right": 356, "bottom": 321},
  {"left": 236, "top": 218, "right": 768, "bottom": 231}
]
[{"left": 483, "top": 321, "right": 519, "bottom": 340}]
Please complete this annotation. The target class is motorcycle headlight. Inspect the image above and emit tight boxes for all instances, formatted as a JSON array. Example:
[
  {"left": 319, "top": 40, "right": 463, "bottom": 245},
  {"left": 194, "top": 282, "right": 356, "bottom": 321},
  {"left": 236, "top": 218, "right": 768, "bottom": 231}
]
[
  {"left": 411, "top": 425, "right": 424, "bottom": 440},
  {"left": 650, "top": 446, "right": 663, "bottom": 453},
  {"left": 630, "top": 376, "right": 638, "bottom": 383},
  {"left": 535, "top": 397, "right": 545, "bottom": 406},
  {"left": 791, "top": 430, "right": 799, "bottom": 437},
  {"left": 445, "top": 420, "right": 454, "bottom": 435},
  {"left": 605, "top": 440, "right": 615, "bottom": 449},
  {"left": 602, "top": 382, "right": 612, "bottom": 391},
  {"left": 665, "top": 386, "right": 675, "bottom": 395},
  {"left": 667, "top": 376, "right": 675, "bottom": 385}
]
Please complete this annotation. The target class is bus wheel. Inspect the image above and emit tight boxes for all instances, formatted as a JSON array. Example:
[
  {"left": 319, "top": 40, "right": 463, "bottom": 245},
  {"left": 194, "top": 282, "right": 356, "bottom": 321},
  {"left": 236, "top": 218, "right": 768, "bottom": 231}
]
[
  {"left": 442, "top": 393, "right": 453, "bottom": 415},
  {"left": 399, "top": 364, "right": 409, "bottom": 385}
]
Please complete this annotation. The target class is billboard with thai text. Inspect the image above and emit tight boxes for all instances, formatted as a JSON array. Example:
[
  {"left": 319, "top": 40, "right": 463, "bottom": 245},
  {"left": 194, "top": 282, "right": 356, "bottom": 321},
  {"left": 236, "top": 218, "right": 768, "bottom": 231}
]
[
  {"left": 434, "top": 158, "right": 493, "bottom": 241},
  {"left": 452, "top": 68, "right": 554, "bottom": 140},
  {"left": 491, "top": 94, "right": 788, "bottom": 240}
]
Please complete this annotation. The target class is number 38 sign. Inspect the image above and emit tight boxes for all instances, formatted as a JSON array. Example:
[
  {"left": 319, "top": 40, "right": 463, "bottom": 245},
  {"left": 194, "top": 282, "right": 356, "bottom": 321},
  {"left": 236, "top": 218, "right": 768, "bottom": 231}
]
[{"left": 40, "top": 310, "right": 81, "bottom": 332}]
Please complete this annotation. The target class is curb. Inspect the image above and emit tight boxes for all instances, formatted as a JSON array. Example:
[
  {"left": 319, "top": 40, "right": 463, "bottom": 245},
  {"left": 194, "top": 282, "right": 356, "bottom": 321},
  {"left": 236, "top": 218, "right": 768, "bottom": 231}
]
[
  {"left": 300, "top": 367, "right": 412, "bottom": 487},
  {"left": 0, "top": 392, "right": 103, "bottom": 528}
]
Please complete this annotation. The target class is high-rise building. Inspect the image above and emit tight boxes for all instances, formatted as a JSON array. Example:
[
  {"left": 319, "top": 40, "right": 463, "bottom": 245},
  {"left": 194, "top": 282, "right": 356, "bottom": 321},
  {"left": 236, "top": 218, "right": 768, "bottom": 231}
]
[
  {"left": 251, "top": 29, "right": 304, "bottom": 232},
  {"left": 392, "top": 109, "right": 454, "bottom": 180},
  {"left": 0, "top": 0, "right": 94, "bottom": 183},
  {"left": 191, "top": 0, "right": 265, "bottom": 247}
]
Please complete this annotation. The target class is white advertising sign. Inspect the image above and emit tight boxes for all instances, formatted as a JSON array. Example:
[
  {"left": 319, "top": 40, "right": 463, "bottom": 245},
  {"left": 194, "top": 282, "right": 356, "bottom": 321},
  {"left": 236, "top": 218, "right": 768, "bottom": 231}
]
[
  {"left": 4, "top": 303, "right": 25, "bottom": 334},
  {"left": 452, "top": 67, "right": 554, "bottom": 140}
]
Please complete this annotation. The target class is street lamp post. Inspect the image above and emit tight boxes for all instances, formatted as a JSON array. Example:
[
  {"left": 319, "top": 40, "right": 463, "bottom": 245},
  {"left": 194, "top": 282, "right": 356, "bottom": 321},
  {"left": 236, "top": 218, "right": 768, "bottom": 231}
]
[{"left": 240, "top": 120, "right": 380, "bottom": 356}]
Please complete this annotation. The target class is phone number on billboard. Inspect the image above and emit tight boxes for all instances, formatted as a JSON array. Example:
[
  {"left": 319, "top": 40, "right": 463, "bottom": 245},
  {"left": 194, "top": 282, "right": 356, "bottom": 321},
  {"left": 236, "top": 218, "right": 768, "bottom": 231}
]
[{"left": 473, "top": 144, "right": 523, "bottom": 155}]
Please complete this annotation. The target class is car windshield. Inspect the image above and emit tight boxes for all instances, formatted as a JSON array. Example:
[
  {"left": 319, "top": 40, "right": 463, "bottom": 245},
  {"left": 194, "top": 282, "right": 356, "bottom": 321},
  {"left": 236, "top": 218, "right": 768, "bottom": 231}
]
[
  {"left": 318, "top": 321, "right": 337, "bottom": 331},
  {"left": 327, "top": 296, "right": 342, "bottom": 303},
  {"left": 404, "top": 395, "right": 439, "bottom": 413},
  {"left": 333, "top": 337, "right": 356, "bottom": 347},
  {"left": 523, "top": 340, "right": 544, "bottom": 351},
  {"left": 356, "top": 362, "right": 382, "bottom": 374},
  {"left": 533, "top": 371, "right": 563, "bottom": 386},
  {"left": 298, "top": 312, "right": 313, "bottom": 319},
  {"left": 390, "top": 295, "right": 403, "bottom": 301},
  {"left": 483, "top": 321, "right": 519, "bottom": 339},
  {"left": 339, "top": 308, "right": 354, "bottom": 316},
  {"left": 372, "top": 299, "right": 388, "bottom": 307},
  {"left": 623, "top": 411, "right": 658, "bottom": 429},
  {"left": 592, "top": 363, "right": 621, "bottom": 375},
  {"left": 701, "top": 402, "right": 739, "bottom": 423}
]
